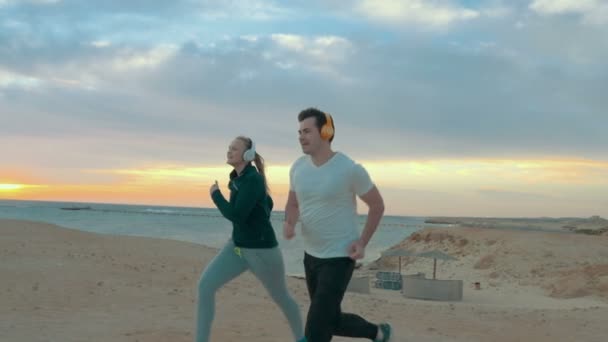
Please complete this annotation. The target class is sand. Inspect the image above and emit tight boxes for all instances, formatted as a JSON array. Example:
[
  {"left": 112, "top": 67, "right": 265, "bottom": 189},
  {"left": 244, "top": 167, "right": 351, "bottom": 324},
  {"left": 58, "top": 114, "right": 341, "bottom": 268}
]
[{"left": 2, "top": 218, "right": 608, "bottom": 342}]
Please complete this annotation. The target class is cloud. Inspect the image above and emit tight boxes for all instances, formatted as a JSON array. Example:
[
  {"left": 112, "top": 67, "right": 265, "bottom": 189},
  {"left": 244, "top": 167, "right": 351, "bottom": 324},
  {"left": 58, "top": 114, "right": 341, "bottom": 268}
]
[
  {"left": 269, "top": 34, "right": 355, "bottom": 81},
  {"left": 1, "top": 0, "right": 607, "bottom": 168},
  {"left": 530, "top": 0, "right": 608, "bottom": 25},
  {"left": 271, "top": 34, "right": 353, "bottom": 61},
  {"left": 355, "top": 0, "right": 480, "bottom": 29},
  {"left": 195, "top": 0, "right": 292, "bottom": 21},
  {"left": 0, "top": 0, "right": 60, "bottom": 6},
  {"left": 110, "top": 44, "right": 178, "bottom": 71},
  {"left": 91, "top": 40, "right": 111, "bottom": 48},
  {"left": 2, "top": 30, "right": 607, "bottom": 163},
  {"left": 0, "top": 68, "right": 42, "bottom": 89},
  {"left": 530, "top": 0, "right": 596, "bottom": 15}
]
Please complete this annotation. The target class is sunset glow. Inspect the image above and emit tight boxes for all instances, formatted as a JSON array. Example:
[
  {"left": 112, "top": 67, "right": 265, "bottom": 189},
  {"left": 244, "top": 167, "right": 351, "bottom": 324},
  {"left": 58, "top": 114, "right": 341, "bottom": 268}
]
[
  {"left": 2, "top": 157, "right": 607, "bottom": 217},
  {"left": 0, "top": 184, "right": 24, "bottom": 191}
]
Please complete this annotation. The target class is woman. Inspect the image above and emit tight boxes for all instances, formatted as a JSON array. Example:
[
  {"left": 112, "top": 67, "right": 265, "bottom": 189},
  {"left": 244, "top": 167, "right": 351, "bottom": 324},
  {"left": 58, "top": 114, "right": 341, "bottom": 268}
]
[{"left": 195, "top": 136, "right": 306, "bottom": 342}]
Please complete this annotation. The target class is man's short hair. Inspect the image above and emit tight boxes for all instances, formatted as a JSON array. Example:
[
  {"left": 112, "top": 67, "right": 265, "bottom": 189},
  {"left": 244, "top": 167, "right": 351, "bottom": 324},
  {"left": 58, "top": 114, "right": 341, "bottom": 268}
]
[{"left": 298, "top": 107, "right": 335, "bottom": 142}]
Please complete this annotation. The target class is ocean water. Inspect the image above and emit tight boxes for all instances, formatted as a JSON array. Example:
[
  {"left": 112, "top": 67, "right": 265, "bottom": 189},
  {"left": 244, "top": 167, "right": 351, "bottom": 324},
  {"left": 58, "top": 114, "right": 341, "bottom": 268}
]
[{"left": 0, "top": 199, "right": 427, "bottom": 276}]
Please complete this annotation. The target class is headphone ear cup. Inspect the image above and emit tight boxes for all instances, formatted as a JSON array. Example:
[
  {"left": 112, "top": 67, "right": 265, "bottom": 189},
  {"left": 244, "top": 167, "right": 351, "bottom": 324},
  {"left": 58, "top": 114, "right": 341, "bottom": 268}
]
[
  {"left": 243, "top": 149, "right": 255, "bottom": 162},
  {"left": 321, "top": 114, "right": 334, "bottom": 140},
  {"left": 243, "top": 140, "right": 256, "bottom": 161},
  {"left": 320, "top": 125, "right": 332, "bottom": 140}
]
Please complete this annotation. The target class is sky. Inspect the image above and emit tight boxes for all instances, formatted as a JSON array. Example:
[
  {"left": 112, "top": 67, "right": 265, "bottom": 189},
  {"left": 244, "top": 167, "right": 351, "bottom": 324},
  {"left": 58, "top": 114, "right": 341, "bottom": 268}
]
[{"left": 1, "top": 0, "right": 607, "bottom": 217}]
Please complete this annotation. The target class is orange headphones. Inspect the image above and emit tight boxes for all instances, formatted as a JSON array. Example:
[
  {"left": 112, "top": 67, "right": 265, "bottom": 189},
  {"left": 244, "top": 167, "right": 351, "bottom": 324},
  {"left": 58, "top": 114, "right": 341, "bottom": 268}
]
[{"left": 320, "top": 112, "right": 335, "bottom": 141}]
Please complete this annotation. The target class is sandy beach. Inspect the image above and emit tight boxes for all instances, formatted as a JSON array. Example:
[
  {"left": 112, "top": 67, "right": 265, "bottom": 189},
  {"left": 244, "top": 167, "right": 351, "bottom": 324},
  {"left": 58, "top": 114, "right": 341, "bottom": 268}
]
[{"left": 2, "top": 218, "right": 608, "bottom": 342}]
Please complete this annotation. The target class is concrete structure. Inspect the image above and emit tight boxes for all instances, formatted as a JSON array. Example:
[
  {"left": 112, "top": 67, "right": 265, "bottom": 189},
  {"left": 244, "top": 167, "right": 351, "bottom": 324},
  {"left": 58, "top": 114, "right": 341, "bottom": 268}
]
[
  {"left": 346, "top": 276, "right": 370, "bottom": 294},
  {"left": 401, "top": 276, "right": 463, "bottom": 301}
]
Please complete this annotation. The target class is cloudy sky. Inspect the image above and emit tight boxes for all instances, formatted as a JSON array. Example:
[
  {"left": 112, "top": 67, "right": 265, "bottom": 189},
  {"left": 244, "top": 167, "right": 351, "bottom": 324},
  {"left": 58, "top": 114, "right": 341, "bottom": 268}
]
[{"left": 1, "top": 0, "right": 607, "bottom": 217}]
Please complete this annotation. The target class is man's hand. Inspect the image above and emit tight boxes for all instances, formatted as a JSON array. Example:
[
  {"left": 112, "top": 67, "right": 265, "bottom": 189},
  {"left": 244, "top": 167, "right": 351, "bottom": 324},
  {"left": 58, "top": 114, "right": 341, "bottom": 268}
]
[
  {"left": 209, "top": 180, "right": 219, "bottom": 196},
  {"left": 348, "top": 239, "right": 366, "bottom": 260},
  {"left": 283, "top": 222, "right": 296, "bottom": 240}
]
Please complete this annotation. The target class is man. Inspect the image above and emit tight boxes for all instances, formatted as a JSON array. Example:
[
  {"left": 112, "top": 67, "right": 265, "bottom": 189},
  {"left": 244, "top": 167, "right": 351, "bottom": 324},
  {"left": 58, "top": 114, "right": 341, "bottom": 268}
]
[{"left": 284, "top": 108, "right": 391, "bottom": 342}]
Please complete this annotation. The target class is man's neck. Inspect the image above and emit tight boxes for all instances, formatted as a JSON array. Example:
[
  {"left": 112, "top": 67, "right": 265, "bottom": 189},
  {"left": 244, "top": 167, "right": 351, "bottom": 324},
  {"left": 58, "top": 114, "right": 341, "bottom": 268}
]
[{"left": 310, "top": 147, "right": 336, "bottom": 167}]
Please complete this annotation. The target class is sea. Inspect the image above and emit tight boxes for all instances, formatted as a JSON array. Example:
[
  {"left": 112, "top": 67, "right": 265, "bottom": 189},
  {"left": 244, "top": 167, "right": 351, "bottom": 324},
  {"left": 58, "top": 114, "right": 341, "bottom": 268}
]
[{"left": 0, "top": 199, "right": 430, "bottom": 276}]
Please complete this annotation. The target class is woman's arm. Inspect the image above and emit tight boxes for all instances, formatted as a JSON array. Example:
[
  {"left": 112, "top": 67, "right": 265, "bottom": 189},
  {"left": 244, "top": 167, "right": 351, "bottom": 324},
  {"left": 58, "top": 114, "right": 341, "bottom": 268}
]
[{"left": 211, "top": 176, "right": 263, "bottom": 225}]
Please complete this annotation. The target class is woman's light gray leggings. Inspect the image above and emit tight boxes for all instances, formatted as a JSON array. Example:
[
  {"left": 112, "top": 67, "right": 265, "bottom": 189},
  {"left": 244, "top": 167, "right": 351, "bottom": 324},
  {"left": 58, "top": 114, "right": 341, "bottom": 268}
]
[{"left": 195, "top": 240, "right": 304, "bottom": 342}]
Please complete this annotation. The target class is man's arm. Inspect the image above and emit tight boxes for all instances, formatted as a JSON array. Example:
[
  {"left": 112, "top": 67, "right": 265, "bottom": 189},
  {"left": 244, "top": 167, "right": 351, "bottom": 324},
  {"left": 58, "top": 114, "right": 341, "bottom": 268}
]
[
  {"left": 358, "top": 185, "right": 385, "bottom": 246},
  {"left": 283, "top": 190, "right": 299, "bottom": 239}
]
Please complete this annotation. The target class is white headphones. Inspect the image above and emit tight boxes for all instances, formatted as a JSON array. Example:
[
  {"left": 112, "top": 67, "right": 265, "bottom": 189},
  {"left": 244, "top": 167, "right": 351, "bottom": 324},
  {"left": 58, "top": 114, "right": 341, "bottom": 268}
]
[{"left": 243, "top": 139, "right": 256, "bottom": 162}]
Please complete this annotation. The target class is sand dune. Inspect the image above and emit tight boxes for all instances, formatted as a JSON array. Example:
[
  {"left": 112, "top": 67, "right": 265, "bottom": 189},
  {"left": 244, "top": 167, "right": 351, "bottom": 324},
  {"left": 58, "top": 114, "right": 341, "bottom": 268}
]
[
  {"left": 425, "top": 216, "right": 608, "bottom": 235},
  {"left": 372, "top": 226, "right": 608, "bottom": 301}
]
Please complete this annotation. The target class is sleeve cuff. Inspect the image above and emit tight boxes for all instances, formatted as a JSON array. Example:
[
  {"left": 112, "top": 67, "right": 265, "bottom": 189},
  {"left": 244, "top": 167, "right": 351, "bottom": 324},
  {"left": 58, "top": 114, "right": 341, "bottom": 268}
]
[{"left": 211, "top": 189, "right": 223, "bottom": 204}]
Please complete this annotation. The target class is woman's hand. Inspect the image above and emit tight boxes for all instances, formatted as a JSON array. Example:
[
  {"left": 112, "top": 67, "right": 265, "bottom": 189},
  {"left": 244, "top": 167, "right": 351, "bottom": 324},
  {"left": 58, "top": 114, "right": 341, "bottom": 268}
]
[{"left": 209, "top": 180, "right": 219, "bottom": 196}]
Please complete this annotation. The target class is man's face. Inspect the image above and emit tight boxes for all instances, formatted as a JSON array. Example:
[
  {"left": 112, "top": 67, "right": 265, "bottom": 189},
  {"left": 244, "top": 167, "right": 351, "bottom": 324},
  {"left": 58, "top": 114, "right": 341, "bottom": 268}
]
[{"left": 298, "top": 117, "right": 323, "bottom": 155}]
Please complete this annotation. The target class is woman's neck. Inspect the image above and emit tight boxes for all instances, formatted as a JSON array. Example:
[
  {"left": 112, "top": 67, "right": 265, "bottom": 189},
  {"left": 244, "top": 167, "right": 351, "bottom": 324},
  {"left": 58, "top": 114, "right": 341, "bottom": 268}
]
[{"left": 234, "top": 163, "right": 248, "bottom": 175}]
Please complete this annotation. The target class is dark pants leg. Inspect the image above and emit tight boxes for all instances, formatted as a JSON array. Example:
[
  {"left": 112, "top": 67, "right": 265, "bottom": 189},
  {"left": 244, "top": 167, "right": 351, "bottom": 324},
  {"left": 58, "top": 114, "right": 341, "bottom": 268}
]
[{"left": 304, "top": 253, "right": 378, "bottom": 342}]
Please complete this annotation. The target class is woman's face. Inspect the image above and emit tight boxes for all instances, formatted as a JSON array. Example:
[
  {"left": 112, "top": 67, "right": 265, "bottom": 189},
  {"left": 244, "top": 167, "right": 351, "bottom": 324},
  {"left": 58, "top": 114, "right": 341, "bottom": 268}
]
[{"left": 226, "top": 138, "right": 247, "bottom": 167}]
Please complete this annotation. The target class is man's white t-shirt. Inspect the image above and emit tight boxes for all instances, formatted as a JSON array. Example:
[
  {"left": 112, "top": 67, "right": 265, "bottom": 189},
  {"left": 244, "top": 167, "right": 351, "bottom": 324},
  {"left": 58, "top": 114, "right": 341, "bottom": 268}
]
[{"left": 289, "top": 152, "right": 374, "bottom": 258}]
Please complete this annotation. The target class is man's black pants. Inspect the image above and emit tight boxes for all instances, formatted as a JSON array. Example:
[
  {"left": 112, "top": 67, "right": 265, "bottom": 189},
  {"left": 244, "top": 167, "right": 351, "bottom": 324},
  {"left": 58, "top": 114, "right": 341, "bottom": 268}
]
[{"left": 303, "top": 253, "right": 378, "bottom": 341}]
